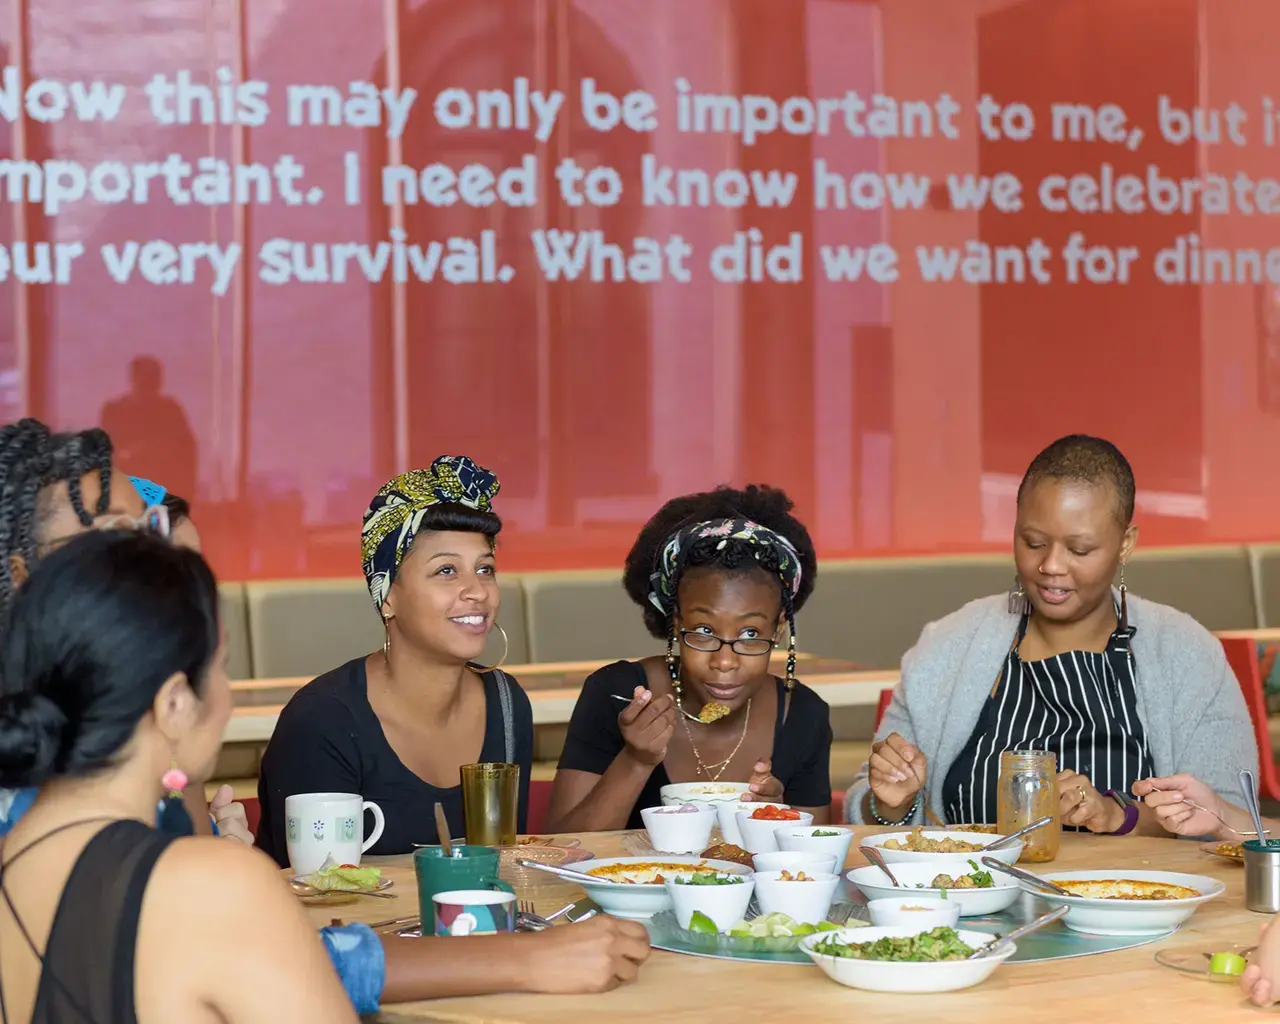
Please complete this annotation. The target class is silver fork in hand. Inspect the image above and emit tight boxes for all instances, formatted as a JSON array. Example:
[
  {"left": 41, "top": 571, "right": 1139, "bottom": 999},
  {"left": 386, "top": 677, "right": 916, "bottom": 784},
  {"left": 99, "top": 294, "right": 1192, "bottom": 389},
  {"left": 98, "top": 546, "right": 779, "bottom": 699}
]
[{"left": 1146, "top": 787, "right": 1270, "bottom": 837}]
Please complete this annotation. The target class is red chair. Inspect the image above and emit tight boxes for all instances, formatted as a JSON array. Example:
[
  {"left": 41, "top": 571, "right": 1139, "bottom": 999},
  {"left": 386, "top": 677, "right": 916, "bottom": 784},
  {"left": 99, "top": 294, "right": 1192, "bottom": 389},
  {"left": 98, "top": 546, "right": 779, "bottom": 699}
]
[
  {"left": 527, "top": 779, "right": 553, "bottom": 834},
  {"left": 1219, "top": 636, "right": 1280, "bottom": 802},
  {"left": 830, "top": 790, "right": 846, "bottom": 822},
  {"left": 239, "top": 795, "right": 261, "bottom": 837},
  {"left": 874, "top": 688, "right": 893, "bottom": 731}
]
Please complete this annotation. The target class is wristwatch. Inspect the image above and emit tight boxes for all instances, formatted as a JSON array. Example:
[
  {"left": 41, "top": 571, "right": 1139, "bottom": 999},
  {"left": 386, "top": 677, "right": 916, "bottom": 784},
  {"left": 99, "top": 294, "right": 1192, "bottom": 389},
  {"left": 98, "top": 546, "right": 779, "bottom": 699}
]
[{"left": 1105, "top": 789, "right": 1140, "bottom": 835}]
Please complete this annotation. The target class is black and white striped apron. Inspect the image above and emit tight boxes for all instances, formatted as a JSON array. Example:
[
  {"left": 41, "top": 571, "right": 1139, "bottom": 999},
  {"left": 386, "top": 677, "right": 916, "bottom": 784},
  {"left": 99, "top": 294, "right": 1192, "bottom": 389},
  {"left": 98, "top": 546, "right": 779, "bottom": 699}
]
[{"left": 941, "top": 612, "right": 1154, "bottom": 825}]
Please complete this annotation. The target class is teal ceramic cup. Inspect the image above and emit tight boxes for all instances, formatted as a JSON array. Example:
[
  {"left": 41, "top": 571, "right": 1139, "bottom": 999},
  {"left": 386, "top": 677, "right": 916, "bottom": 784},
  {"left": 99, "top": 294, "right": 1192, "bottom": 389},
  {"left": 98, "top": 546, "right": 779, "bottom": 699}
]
[
  {"left": 433, "top": 889, "right": 517, "bottom": 935},
  {"left": 413, "top": 845, "right": 514, "bottom": 930}
]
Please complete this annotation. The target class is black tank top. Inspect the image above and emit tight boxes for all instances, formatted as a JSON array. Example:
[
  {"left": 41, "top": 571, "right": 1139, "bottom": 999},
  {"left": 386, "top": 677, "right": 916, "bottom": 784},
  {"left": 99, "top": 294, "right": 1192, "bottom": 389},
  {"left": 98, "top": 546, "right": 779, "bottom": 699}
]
[{"left": 1, "top": 819, "right": 178, "bottom": 1024}]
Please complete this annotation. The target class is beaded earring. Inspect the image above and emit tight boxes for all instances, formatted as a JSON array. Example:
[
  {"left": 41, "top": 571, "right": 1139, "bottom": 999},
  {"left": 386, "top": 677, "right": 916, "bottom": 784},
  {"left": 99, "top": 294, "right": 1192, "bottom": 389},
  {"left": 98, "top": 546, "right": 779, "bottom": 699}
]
[
  {"left": 1118, "top": 562, "right": 1129, "bottom": 630},
  {"left": 157, "top": 760, "right": 194, "bottom": 835},
  {"left": 785, "top": 629, "right": 797, "bottom": 691},
  {"left": 666, "top": 633, "right": 682, "bottom": 699}
]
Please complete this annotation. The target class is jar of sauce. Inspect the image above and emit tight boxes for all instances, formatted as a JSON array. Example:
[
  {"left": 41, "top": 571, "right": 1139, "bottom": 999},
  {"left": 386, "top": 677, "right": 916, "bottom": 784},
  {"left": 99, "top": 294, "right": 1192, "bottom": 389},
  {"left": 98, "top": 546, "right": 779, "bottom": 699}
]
[{"left": 997, "top": 750, "right": 1060, "bottom": 863}]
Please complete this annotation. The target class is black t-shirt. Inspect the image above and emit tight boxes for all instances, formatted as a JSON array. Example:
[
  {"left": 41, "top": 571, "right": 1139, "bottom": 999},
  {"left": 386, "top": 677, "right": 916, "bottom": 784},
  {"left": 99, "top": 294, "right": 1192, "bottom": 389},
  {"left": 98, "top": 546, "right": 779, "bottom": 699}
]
[
  {"left": 256, "top": 658, "right": 533, "bottom": 866},
  {"left": 556, "top": 660, "right": 833, "bottom": 829}
]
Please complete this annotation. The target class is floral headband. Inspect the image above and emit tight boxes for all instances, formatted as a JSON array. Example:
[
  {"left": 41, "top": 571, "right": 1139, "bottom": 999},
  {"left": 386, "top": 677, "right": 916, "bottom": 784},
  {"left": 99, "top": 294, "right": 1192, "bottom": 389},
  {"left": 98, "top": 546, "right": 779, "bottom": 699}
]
[
  {"left": 361, "top": 455, "right": 500, "bottom": 612},
  {"left": 647, "top": 517, "right": 803, "bottom": 619}
]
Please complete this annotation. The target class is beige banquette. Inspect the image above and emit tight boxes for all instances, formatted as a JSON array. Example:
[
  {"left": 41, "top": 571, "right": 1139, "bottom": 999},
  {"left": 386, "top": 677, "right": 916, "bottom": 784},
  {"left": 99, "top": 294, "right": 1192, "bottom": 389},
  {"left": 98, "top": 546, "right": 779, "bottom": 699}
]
[{"left": 217, "top": 543, "right": 1280, "bottom": 681}]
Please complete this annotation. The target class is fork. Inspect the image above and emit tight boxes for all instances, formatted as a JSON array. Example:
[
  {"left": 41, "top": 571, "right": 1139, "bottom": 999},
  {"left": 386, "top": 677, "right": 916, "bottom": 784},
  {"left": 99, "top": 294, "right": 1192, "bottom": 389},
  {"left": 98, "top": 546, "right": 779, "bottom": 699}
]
[
  {"left": 1145, "top": 787, "right": 1270, "bottom": 837},
  {"left": 517, "top": 899, "right": 550, "bottom": 930},
  {"left": 609, "top": 693, "right": 706, "bottom": 723}
]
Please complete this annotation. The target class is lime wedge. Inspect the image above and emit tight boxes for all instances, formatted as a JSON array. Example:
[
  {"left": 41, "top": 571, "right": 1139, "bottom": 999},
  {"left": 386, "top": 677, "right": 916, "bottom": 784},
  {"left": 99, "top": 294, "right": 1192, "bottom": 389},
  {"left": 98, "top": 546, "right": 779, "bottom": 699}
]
[
  {"left": 792, "top": 923, "right": 817, "bottom": 937},
  {"left": 816, "top": 921, "right": 841, "bottom": 932},
  {"left": 688, "top": 911, "right": 718, "bottom": 934},
  {"left": 1209, "top": 952, "right": 1247, "bottom": 976}
]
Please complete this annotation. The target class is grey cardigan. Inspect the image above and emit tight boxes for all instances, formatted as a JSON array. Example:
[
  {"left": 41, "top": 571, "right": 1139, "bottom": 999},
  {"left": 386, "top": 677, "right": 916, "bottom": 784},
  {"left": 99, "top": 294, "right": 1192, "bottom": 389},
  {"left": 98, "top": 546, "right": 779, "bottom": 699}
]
[{"left": 845, "top": 592, "right": 1257, "bottom": 824}]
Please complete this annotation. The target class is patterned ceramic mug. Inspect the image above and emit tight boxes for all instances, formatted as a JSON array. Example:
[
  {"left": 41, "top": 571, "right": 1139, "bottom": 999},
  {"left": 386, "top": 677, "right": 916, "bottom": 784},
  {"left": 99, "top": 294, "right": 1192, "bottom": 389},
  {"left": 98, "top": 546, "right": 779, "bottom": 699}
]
[
  {"left": 432, "top": 889, "right": 517, "bottom": 936},
  {"left": 284, "top": 792, "right": 386, "bottom": 875}
]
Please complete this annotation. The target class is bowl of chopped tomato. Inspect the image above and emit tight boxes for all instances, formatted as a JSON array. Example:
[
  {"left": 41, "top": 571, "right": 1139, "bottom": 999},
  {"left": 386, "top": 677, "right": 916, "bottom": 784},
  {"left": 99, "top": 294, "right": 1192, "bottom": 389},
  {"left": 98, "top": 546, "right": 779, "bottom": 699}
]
[{"left": 736, "top": 805, "right": 814, "bottom": 854}]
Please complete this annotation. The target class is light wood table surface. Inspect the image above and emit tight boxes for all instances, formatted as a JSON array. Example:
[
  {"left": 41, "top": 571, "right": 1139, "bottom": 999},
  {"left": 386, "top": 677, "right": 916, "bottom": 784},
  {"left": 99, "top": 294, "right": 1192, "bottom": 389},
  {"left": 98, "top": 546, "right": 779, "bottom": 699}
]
[{"left": 303, "top": 827, "right": 1270, "bottom": 1023}]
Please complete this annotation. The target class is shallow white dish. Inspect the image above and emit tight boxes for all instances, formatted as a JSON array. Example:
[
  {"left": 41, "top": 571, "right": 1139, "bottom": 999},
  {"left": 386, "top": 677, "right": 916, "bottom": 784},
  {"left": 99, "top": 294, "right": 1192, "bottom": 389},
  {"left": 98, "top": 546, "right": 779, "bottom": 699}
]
[
  {"left": 660, "top": 782, "right": 753, "bottom": 807},
  {"left": 866, "top": 896, "right": 961, "bottom": 930},
  {"left": 776, "top": 825, "right": 855, "bottom": 872},
  {"left": 862, "top": 829, "right": 1023, "bottom": 868},
  {"left": 715, "top": 801, "right": 788, "bottom": 846},
  {"left": 752, "top": 850, "right": 837, "bottom": 876},
  {"left": 1015, "top": 869, "right": 1226, "bottom": 936},
  {"left": 640, "top": 804, "right": 717, "bottom": 854},
  {"left": 846, "top": 863, "right": 1022, "bottom": 917},
  {"left": 801, "top": 926, "right": 1015, "bottom": 994},
  {"left": 573, "top": 856, "right": 754, "bottom": 919},
  {"left": 664, "top": 873, "right": 755, "bottom": 932},
  {"left": 753, "top": 868, "right": 840, "bottom": 925},
  {"left": 736, "top": 808, "right": 815, "bottom": 854}
]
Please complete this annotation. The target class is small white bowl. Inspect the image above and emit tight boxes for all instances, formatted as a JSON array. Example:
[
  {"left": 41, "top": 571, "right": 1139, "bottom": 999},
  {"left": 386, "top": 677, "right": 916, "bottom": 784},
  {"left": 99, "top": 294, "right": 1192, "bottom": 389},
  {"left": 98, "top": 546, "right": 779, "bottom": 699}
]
[
  {"left": 574, "top": 856, "right": 753, "bottom": 919},
  {"left": 640, "top": 804, "right": 717, "bottom": 854},
  {"left": 736, "top": 808, "right": 815, "bottom": 854},
  {"left": 866, "top": 896, "right": 961, "bottom": 930},
  {"left": 862, "top": 829, "right": 1023, "bottom": 869},
  {"left": 751, "top": 850, "right": 837, "bottom": 876},
  {"left": 801, "top": 926, "right": 1015, "bottom": 993},
  {"left": 1014, "top": 868, "right": 1226, "bottom": 935},
  {"left": 716, "top": 801, "right": 788, "bottom": 846},
  {"left": 776, "top": 825, "right": 855, "bottom": 872},
  {"left": 664, "top": 874, "right": 756, "bottom": 933},
  {"left": 752, "top": 868, "right": 840, "bottom": 925},
  {"left": 845, "top": 863, "right": 1021, "bottom": 917},
  {"left": 660, "top": 782, "right": 753, "bottom": 807}
]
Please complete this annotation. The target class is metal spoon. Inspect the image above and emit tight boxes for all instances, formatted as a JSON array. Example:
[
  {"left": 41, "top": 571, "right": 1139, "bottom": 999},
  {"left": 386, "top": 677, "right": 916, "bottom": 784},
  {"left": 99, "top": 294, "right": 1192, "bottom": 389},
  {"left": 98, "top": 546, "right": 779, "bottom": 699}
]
[
  {"left": 859, "top": 845, "right": 903, "bottom": 888},
  {"left": 984, "top": 816, "right": 1054, "bottom": 852},
  {"left": 610, "top": 692, "right": 706, "bottom": 724},
  {"left": 967, "top": 905, "right": 1069, "bottom": 959},
  {"left": 290, "top": 881, "right": 397, "bottom": 900},
  {"left": 979, "top": 856, "right": 1072, "bottom": 897},
  {"left": 1240, "top": 768, "right": 1271, "bottom": 847}
]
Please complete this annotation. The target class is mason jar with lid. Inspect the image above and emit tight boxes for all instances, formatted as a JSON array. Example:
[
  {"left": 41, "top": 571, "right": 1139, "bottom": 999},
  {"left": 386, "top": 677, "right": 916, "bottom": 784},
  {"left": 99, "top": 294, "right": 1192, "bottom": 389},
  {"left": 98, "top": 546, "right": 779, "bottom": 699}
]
[{"left": 997, "top": 750, "right": 1060, "bottom": 862}]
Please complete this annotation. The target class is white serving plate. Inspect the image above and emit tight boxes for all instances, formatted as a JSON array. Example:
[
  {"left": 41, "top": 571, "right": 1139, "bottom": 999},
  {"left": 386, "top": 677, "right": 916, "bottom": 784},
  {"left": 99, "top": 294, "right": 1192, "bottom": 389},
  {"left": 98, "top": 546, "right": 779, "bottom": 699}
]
[
  {"left": 801, "top": 926, "right": 1015, "bottom": 993},
  {"left": 862, "top": 829, "right": 1023, "bottom": 868},
  {"left": 573, "top": 856, "right": 754, "bottom": 919},
  {"left": 1014, "top": 868, "right": 1226, "bottom": 935},
  {"left": 660, "top": 782, "right": 753, "bottom": 807},
  {"left": 846, "top": 862, "right": 1022, "bottom": 917}
]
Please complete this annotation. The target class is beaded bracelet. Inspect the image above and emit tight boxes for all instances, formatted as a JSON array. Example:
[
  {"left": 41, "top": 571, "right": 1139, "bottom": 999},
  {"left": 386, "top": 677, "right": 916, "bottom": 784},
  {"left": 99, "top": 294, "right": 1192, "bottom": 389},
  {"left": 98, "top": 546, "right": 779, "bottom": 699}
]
[{"left": 869, "top": 790, "right": 922, "bottom": 826}]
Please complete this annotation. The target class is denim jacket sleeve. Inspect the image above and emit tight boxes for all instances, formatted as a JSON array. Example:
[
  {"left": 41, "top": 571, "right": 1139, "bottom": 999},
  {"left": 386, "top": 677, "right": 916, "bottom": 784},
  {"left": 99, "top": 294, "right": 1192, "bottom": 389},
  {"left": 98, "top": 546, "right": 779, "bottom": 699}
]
[{"left": 319, "top": 923, "right": 386, "bottom": 1016}]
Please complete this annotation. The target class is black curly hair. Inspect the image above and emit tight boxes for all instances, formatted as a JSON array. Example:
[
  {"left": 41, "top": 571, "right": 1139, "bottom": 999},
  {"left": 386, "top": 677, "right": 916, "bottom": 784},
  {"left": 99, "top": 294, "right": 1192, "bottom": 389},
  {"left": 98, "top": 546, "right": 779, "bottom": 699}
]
[
  {"left": 623, "top": 483, "right": 818, "bottom": 641},
  {"left": 1018, "top": 434, "right": 1135, "bottom": 527},
  {"left": 0, "top": 418, "right": 114, "bottom": 621}
]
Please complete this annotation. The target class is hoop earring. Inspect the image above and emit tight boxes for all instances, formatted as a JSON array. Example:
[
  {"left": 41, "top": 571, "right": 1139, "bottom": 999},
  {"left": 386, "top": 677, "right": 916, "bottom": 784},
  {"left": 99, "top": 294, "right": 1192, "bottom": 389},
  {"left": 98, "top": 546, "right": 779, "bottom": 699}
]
[
  {"left": 1118, "top": 563, "right": 1128, "bottom": 630},
  {"left": 1007, "top": 574, "right": 1028, "bottom": 615},
  {"left": 474, "top": 623, "right": 509, "bottom": 674},
  {"left": 666, "top": 634, "right": 682, "bottom": 699}
]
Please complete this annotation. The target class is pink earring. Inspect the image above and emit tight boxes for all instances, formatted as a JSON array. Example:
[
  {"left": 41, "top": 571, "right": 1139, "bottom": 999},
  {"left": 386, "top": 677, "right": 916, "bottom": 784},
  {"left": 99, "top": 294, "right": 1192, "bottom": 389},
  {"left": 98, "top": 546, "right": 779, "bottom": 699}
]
[{"left": 161, "top": 763, "right": 188, "bottom": 795}]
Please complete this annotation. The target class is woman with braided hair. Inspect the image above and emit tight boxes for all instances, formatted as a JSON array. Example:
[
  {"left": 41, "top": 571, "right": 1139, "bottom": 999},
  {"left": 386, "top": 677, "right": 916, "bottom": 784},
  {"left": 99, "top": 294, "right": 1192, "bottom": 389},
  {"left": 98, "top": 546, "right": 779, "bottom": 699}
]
[{"left": 547, "top": 484, "right": 833, "bottom": 832}]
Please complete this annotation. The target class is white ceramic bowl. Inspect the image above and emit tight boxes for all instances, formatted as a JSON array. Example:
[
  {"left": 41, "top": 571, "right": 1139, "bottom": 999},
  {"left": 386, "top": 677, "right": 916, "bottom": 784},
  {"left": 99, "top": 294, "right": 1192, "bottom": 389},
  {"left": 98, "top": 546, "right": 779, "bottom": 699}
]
[
  {"left": 715, "top": 801, "right": 790, "bottom": 846},
  {"left": 640, "top": 804, "right": 717, "bottom": 854},
  {"left": 736, "top": 808, "right": 815, "bottom": 854},
  {"left": 862, "top": 829, "right": 1023, "bottom": 868},
  {"left": 659, "top": 782, "right": 753, "bottom": 807},
  {"left": 664, "top": 874, "right": 756, "bottom": 932},
  {"left": 752, "top": 868, "right": 840, "bottom": 925},
  {"left": 845, "top": 863, "right": 1022, "bottom": 917},
  {"left": 776, "top": 825, "right": 856, "bottom": 872},
  {"left": 866, "top": 896, "right": 961, "bottom": 930},
  {"left": 751, "top": 850, "right": 837, "bottom": 876},
  {"left": 574, "top": 856, "right": 753, "bottom": 919},
  {"left": 1014, "top": 869, "right": 1226, "bottom": 935},
  {"left": 801, "top": 926, "right": 1015, "bottom": 993}
]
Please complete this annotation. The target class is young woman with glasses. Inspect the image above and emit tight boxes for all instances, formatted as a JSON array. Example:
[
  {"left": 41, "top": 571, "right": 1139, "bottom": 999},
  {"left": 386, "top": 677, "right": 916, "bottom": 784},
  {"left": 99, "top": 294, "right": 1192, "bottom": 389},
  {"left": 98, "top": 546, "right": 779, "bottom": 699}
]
[{"left": 546, "top": 484, "right": 832, "bottom": 832}]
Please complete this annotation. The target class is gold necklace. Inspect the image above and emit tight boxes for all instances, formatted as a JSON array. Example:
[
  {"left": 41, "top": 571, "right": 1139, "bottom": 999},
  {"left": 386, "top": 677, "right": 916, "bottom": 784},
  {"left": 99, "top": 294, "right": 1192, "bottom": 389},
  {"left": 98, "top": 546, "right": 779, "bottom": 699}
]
[{"left": 680, "top": 698, "right": 751, "bottom": 781}]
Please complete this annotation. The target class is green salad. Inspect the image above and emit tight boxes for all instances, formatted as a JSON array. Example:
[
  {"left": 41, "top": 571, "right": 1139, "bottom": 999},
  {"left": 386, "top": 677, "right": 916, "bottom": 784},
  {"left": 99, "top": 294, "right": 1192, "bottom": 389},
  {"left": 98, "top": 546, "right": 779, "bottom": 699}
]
[
  {"left": 673, "top": 873, "right": 744, "bottom": 886},
  {"left": 813, "top": 926, "right": 976, "bottom": 962}
]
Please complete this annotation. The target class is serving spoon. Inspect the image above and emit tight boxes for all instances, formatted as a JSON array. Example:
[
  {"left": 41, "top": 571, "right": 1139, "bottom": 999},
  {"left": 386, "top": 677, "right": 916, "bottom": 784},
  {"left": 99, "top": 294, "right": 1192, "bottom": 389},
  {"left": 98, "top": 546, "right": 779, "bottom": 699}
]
[
  {"left": 968, "top": 905, "right": 1069, "bottom": 959},
  {"left": 983, "top": 816, "right": 1054, "bottom": 852},
  {"left": 859, "top": 845, "right": 903, "bottom": 888},
  {"left": 1240, "top": 768, "right": 1273, "bottom": 846},
  {"left": 979, "top": 856, "right": 1072, "bottom": 897}
]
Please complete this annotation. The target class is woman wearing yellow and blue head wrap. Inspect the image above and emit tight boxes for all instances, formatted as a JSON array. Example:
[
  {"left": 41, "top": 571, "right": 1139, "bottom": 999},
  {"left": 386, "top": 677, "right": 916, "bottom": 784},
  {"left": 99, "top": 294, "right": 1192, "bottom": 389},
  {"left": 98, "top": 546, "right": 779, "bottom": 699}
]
[{"left": 256, "top": 456, "right": 533, "bottom": 863}]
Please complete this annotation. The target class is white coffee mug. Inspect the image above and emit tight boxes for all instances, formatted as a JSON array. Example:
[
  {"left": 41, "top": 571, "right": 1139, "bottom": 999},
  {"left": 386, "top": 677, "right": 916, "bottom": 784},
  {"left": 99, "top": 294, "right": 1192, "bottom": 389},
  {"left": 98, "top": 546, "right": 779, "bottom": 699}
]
[{"left": 284, "top": 792, "right": 385, "bottom": 875}]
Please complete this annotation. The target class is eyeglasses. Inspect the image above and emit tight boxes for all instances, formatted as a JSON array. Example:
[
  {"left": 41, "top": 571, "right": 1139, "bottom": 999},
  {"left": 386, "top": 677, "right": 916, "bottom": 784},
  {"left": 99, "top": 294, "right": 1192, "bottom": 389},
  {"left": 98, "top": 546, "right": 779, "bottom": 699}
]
[
  {"left": 39, "top": 503, "right": 171, "bottom": 555},
  {"left": 679, "top": 630, "right": 774, "bottom": 657}
]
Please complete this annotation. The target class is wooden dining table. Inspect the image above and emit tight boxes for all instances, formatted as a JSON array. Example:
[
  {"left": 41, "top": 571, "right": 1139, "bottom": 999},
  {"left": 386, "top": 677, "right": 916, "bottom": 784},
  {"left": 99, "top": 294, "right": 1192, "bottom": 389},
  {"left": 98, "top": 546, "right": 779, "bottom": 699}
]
[{"left": 300, "top": 827, "right": 1273, "bottom": 1022}]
